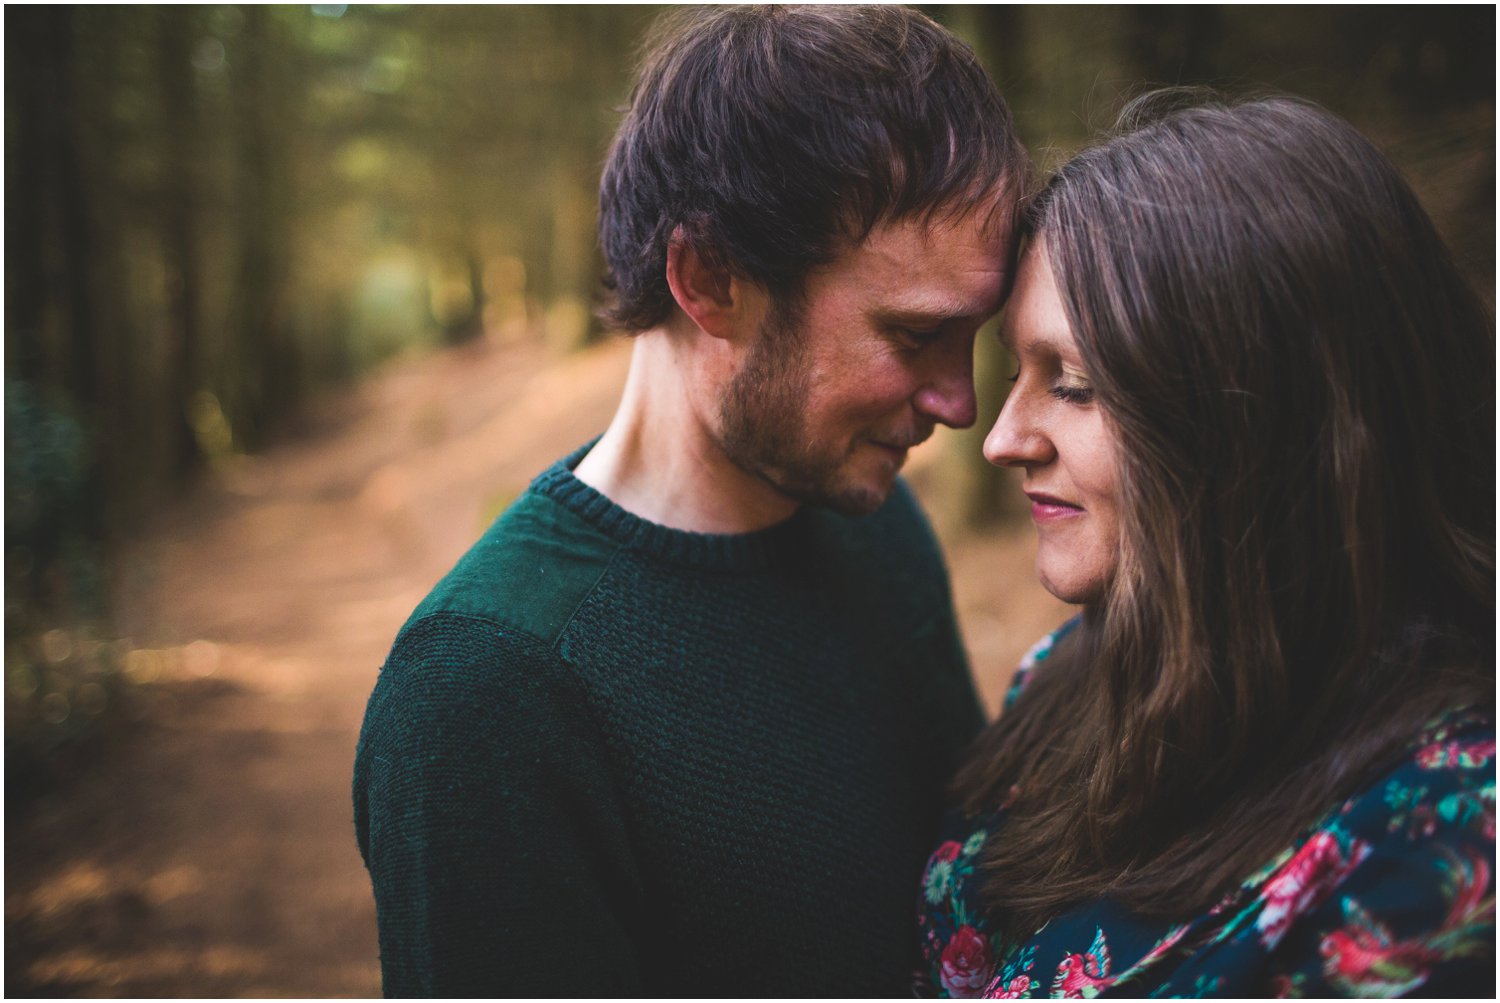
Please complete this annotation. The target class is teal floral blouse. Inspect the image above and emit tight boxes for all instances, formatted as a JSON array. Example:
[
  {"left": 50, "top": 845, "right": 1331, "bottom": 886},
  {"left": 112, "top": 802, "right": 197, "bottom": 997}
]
[{"left": 917, "top": 623, "right": 1496, "bottom": 998}]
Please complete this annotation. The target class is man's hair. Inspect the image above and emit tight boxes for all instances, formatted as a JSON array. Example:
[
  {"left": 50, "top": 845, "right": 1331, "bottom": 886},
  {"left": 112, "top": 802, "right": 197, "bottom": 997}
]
[
  {"left": 597, "top": 4, "right": 1026, "bottom": 332},
  {"left": 953, "top": 93, "right": 1494, "bottom": 938}
]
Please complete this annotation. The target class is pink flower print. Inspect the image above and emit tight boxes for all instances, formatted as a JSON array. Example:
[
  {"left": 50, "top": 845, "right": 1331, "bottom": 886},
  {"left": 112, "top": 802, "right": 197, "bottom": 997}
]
[
  {"left": 1255, "top": 831, "right": 1372, "bottom": 950},
  {"left": 1464, "top": 738, "right": 1497, "bottom": 766},
  {"left": 988, "top": 974, "right": 1032, "bottom": 998},
  {"left": 939, "top": 925, "right": 994, "bottom": 998},
  {"left": 1414, "top": 742, "right": 1448, "bottom": 770},
  {"left": 1050, "top": 927, "right": 1113, "bottom": 998},
  {"left": 1415, "top": 738, "right": 1495, "bottom": 770},
  {"left": 1319, "top": 924, "right": 1432, "bottom": 996},
  {"left": 1316, "top": 880, "right": 1478, "bottom": 1001},
  {"left": 934, "top": 840, "right": 964, "bottom": 863}
]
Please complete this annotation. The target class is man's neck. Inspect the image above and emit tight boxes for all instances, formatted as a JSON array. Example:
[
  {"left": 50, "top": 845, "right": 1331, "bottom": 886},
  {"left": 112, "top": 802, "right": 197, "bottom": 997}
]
[{"left": 573, "top": 329, "right": 799, "bottom": 534}]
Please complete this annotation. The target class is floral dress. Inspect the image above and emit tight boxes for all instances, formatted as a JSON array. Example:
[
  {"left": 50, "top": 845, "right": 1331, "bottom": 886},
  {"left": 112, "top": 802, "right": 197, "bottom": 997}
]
[{"left": 917, "top": 623, "right": 1496, "bottom": 998}]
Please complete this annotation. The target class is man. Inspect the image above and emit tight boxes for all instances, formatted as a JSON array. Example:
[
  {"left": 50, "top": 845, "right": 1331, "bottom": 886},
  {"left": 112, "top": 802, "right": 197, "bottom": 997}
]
[{"left": 354, "top": 6, "right": 1026, "bottom": 995}]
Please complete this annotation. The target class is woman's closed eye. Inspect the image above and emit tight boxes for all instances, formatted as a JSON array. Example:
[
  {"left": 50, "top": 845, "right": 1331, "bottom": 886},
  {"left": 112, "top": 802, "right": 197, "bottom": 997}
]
[
  {"left": 1007, "top": 364, "right": 1096, "bottom": 406},
  {"left": 1049, "top": 382, "right": 1095, "bottom": 406}
]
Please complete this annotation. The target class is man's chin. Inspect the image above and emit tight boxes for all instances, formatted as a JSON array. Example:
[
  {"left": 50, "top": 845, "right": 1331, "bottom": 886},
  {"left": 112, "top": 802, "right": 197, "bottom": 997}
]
[
  {"left": 821, "top": 491, "right": 889, "bottom": 517},
  {"left": 750, "top": 453, "right": 896, "bottom": 518},
  {"left": 796, "top": 474, "right": 894, "bottom": 517}
]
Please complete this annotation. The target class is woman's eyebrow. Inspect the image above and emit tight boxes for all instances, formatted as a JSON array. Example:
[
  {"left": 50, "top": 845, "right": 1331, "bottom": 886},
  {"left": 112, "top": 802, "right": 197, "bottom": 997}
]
[{"left": 1003, "top": 333, "right": 1051, "bottom": 357}]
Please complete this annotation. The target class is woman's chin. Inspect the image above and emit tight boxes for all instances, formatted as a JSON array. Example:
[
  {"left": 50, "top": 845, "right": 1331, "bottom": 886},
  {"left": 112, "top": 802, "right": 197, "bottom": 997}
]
[{"left": 1036, "top": 563, "right": 1106, "bottom": 608}]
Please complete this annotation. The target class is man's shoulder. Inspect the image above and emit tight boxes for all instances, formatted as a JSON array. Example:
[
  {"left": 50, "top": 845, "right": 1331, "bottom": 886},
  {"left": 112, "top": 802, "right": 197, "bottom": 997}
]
[
  {"left": 406, "top": 483, "right": 622, "bottom": 647},
  {"left": 369, "top": 478, "right": 618, "bottom": 723}
]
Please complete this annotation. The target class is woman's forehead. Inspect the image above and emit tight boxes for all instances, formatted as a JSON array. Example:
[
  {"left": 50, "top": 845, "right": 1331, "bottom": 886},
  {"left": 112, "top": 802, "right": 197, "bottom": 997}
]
[{"left": 999, "top": 240, "right": 1077, "bottom": 357}]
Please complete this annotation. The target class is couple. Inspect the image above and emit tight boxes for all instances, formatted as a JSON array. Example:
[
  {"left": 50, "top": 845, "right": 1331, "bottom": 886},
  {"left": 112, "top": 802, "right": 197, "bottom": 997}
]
[{"left": 354, "top": 6, "right": 1494, "bottom": 997}]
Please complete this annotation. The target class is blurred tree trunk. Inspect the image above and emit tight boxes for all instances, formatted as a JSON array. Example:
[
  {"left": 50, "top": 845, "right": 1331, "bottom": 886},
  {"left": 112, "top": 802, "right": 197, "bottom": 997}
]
[
  {"left": 8, "top": 8, "right": 100, "bottom": 410},
  {"left": 158, "top": 7, "right": 206, "bottom": 477},
  {"left": 460, "top": 249, "right": 486, "bottom": 344},
  {"left": 227, "top": 6, "right": 298, "bottom": 451},
  {"left": 6, "top": 7, "right": 104, "bottom": 539},
  {"left": 48, "top": 10, "right": 98, "bottom": 414},
  {"left": 5, "top": 9, "right": 53, "bottom": 384},
  {"left": 544, "top": 162, "right": 598, "bottom": 352},
  {"left": 434, "top": 242, "right": 486, "bottom": 346},
  {"left": 74, "top": 6, "right": 141, "bottom": 524}
]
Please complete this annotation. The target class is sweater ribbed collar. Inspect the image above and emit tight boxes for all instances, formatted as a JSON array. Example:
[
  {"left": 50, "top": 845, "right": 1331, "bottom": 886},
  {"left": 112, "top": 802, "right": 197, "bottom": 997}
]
[{"left": 530, "top": 440, "right": 811, "bottom": 571}]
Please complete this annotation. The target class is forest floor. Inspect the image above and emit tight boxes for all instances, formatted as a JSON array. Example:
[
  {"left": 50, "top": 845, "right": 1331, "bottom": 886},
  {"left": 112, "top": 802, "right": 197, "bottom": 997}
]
[{"left": 4, "top": 333, "right": 1069, "bottom": 998}]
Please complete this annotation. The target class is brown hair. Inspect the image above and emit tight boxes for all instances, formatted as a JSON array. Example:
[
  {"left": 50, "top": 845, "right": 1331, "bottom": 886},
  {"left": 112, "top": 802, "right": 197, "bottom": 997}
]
[
  {"left": 954, "top": 93, "right": 1495, "bottom": 939},
  {"left": 597, "top": 5, "right": 1027, "bottom": 332}
]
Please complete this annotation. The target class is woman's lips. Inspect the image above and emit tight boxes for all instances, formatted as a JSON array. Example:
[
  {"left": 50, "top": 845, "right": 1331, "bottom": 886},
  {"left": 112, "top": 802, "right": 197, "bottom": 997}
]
[{"left": 1026, "top": 492, "right": 1084, "bottom": 522}]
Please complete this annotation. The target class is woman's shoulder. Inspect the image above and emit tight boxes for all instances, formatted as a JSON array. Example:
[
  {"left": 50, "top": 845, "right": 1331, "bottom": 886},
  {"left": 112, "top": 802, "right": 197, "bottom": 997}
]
[
  {"left": 1219, "top": 707, "right": 1495, "bottom": 996},
  {"left": 1329, "top": 707, "right": 1494, "bottom": 849},
  {"left": 1001, "top": 616, "right": 1082, "bottom": 711},
  {"left": 914, "top": 707, "right": 1494, "bottom": 998},
  {"left": 1107, "top": 708, "right": 1494, "bottom": 998}
]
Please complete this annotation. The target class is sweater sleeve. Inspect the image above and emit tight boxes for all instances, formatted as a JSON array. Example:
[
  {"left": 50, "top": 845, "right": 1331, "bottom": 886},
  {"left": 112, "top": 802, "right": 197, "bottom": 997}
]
[{"left": 353, "top": 613, "right": 643, "bottom": 996}]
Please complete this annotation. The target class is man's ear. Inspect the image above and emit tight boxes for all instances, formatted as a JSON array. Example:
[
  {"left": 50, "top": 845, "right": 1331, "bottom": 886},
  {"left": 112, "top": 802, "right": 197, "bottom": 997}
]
[{"left": 665, "top": 231, "right": 742, "bottom": 340}]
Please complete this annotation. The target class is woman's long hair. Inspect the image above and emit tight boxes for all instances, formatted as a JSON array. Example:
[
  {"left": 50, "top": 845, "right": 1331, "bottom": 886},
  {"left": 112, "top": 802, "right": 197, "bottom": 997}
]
[{"left": 954, "top": 94, "right": 1494, "bottom": 939}]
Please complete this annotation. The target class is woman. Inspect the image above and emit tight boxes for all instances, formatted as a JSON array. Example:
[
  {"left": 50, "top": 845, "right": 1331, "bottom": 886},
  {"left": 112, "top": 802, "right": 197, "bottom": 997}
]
[{"left": 919, "top": 95, "right": 1494, "bottom": 998}]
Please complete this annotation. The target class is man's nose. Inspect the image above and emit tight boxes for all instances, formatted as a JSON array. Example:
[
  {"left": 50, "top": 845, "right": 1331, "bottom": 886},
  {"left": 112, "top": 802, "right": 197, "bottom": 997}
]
[{"left": 913, "top": 343, "right": 978, "bottom": 430}]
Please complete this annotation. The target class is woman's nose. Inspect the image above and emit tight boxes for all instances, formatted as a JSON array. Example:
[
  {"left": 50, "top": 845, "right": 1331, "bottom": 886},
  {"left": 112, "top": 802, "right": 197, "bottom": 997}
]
[{"left": 983, "top": 391, "right": 1052, "bottom": 469}]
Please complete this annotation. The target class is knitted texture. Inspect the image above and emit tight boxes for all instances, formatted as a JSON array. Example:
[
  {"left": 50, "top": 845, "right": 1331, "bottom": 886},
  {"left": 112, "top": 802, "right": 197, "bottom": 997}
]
[{"left": 354, "top": 444, "right": 984, "bottom": 996}]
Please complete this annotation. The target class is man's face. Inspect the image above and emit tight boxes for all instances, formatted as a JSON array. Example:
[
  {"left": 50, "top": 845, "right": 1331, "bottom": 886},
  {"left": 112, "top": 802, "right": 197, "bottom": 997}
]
[{"left": 717, "top": 210, "right": 1013, "bottom": 516}]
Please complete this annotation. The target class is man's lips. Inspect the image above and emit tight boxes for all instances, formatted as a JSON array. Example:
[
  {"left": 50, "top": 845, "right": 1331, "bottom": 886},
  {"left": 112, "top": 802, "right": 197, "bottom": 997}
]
[
  {"left": 868, "top": 441, "right": 910, "bottom": 466},
  {"left": 869, "top": 432, "right": 931, "bottom": 458},
  {"left": 1025, "top": 491, "right": 1084, "bottom": 522}
]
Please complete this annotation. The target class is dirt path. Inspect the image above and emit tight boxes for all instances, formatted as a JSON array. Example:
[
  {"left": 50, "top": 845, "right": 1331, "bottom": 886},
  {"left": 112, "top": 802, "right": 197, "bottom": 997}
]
[{"left": 5, "top": 335, "right": 1067, "bottom": 997}]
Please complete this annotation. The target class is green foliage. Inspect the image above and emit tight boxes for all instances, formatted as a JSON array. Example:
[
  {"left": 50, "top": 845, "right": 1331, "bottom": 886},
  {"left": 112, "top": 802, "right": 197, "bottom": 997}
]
[
  {"left": 5, "top": 627, "right": 130, "bottom": 806},
  {"left": 5, "top": 380, "right": 101, "bottom": 620},
  {"left": 5, "top": 380, "right": 127, "bottom": 802},
  {"left": 6, "top": 382, "right": 89, "bottom": 540}
]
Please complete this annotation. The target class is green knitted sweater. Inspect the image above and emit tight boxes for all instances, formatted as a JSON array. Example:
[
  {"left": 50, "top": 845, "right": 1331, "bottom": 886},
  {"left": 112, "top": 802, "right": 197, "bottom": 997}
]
[{"left": 353, "top": 444, "right": 983, "bottom": 996}]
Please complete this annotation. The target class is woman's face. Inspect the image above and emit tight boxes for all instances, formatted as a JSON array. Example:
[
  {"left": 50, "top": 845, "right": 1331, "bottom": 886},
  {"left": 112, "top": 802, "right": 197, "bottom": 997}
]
[{"left": 986, "top": 239, "right": 1121, "bottom": 606}]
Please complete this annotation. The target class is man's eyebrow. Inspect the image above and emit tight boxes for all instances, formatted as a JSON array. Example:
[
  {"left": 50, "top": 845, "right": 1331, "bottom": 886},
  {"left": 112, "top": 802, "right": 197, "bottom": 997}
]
[{"left": 875, "top": 292, "right": 1000, "bottom": 324}]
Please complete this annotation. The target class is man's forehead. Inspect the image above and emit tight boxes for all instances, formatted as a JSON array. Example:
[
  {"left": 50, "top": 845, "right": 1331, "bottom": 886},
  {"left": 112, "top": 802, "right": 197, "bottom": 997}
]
[
  {"left": 883, "top": 195, "right": 1018, "bottom": 247},
  {"left": 785, "top": 197, "right": 1016, "bottom": 324}
]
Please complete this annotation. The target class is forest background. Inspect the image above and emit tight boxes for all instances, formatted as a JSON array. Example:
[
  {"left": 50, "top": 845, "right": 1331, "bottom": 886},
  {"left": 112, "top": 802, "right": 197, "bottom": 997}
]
[{"left": 5, "top": 4, "right": 1494, "bottom": 997}]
